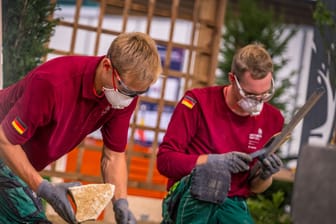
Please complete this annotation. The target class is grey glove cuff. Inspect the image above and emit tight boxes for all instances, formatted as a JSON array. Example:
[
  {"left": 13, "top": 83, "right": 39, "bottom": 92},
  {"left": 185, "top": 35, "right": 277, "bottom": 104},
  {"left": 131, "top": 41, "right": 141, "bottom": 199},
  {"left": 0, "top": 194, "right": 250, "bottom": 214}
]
[
  {"left": 190, "top": 161, "right": 231, "bottom": 204},
  {"left": 113, "top": 198, "right": 136, "bottom": 224},
  {"left": 208, "top": 154, "right": 225, "bottom": 165}
]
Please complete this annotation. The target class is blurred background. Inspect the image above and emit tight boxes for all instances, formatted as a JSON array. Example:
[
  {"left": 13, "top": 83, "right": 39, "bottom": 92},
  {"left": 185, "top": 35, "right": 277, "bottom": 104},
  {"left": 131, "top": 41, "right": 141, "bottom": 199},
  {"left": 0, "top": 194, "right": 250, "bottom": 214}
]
[{"left": 1, "top": 0, "right": 335, "bottom": 223}]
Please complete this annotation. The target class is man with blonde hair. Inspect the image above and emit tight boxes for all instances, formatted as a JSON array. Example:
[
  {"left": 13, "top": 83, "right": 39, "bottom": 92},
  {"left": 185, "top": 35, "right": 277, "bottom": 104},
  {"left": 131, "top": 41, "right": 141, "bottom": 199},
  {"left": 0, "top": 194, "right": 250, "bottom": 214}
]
[
  {"left": 0, "top": 32, "right": 162, "bottom": 224},
  {"left": 157, "top": 43, "right": 283, "bottom": 223}
]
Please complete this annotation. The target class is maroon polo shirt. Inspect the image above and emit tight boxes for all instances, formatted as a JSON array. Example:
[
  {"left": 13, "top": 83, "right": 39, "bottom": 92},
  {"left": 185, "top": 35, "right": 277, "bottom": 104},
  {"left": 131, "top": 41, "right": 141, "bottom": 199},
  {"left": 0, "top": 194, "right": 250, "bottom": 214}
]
[
  {"left": 0, "top": 55, "right": 137, "bottom": 171},
  {"left": 157, "top": 86, "right": 284, "bottom": 197}
]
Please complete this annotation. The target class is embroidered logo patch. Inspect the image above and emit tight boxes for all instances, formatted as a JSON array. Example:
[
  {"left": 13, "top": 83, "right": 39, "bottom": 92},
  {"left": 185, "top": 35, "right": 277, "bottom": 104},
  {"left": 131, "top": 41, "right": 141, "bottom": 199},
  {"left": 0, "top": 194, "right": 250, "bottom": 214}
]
[
  {"left": 11, "top": 117, "right": 27, "bottom": 135},
  {"left": 181, "top": 95, "right": 197, "bottom": 109},
  {"left": 248, "top": 128, "right": 263, "bottom": 151}
]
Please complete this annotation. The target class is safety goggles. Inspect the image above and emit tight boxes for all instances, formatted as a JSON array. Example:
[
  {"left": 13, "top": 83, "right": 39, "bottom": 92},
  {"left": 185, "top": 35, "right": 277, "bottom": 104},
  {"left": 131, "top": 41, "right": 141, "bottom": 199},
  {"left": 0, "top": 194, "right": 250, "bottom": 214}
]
[
  {"left": 234, "top": 75, "right": 274, "bottom": 102},
  {"left": 112, "top": 67, "right": 149, "bottom": 98}
]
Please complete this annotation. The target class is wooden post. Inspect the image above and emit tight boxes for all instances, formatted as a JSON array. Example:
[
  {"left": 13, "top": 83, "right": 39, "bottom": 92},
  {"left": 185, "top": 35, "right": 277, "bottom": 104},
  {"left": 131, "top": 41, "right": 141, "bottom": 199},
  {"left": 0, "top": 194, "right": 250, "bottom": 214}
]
[{"left": 192, "top": 0, "right": 227, "bottom": 87}]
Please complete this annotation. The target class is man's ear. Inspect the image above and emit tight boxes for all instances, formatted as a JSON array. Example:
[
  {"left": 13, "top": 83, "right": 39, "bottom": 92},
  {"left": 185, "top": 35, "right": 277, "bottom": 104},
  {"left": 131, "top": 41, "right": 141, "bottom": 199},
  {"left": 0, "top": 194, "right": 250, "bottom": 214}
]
[
  {"left": 228, "top": 72, "right": 235, "bottom": 84},
  {"left": 102, "top": 57, "right": 112, "bottom": 71}
]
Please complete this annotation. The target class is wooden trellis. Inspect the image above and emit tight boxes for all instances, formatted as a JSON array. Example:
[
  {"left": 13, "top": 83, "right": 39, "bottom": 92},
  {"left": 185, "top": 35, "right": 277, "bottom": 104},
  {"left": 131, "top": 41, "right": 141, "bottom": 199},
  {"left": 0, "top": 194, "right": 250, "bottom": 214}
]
[{"left": 41, "top": 0, "right": 227, "bottom": 196}]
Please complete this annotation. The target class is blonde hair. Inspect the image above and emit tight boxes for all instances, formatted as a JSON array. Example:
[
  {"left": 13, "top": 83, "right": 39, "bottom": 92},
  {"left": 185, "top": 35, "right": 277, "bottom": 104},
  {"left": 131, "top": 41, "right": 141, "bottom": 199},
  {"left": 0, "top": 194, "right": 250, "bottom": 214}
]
[
  {"left": 107, "top": 32, "right": 162, "bottom": 85},
  {"left": 231, "top": 43, "right": 273, "bottom": 80}
]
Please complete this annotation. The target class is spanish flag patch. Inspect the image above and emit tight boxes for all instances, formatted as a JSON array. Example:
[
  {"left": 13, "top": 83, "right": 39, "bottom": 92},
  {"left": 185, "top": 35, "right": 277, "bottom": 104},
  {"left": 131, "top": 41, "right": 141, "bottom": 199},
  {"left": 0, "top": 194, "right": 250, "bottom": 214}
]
[
  {"left": 11, "top": 117, "right": 27, "bottom": 135},
  {"left": 181, "top": 95, "right": 197, "bottom": 109}
]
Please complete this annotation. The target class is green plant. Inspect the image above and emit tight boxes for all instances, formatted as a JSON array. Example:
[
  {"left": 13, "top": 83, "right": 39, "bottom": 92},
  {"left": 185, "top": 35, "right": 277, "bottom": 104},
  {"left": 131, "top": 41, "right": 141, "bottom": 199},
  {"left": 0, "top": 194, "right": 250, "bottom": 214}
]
[
  {"left": 217, "top": 0, "right": 297, "bottom": 112},
  {"left": 2, "top": 0, "right": 59, "bottom": 87},
  {"left": 248, "top": 190, "right": 292, "bottom": 224}
]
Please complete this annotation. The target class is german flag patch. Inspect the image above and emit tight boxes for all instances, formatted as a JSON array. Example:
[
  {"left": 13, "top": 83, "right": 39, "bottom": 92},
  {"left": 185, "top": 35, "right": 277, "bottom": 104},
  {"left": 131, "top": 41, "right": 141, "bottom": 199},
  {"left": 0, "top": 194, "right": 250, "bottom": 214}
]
[
  {"left": 181, "top": 95, "right": 197, "bottom": 109},
  {"left": 11, "top": 117, "right": 27, "bottom": 135}
]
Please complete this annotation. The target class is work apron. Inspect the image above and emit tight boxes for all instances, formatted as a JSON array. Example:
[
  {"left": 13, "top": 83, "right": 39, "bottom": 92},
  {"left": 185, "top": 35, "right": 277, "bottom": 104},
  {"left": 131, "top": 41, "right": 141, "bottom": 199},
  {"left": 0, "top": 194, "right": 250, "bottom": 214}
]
[
  {"left": 0, "top": 160, "right": 50, "bottom": 224},
  {"left": 161, "top": 174, "right": 255, "bottom": 224}
]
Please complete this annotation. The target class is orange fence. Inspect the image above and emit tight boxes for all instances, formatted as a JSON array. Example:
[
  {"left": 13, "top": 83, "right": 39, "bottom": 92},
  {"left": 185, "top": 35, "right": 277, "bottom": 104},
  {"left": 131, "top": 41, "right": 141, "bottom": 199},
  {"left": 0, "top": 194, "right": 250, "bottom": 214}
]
[{"left": 63, "top": 137, "right": 168, "bottom": 199}]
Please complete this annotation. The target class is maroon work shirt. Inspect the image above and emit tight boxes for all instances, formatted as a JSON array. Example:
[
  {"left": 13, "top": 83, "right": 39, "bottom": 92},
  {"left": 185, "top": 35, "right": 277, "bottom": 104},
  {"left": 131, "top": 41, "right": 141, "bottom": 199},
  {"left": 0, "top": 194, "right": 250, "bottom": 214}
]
[
  {"left": 0, "top": 56, "right": 137, "bottom": 171},
  {"left": 157, "top": 86, "right": 284, "bottom": 197}
]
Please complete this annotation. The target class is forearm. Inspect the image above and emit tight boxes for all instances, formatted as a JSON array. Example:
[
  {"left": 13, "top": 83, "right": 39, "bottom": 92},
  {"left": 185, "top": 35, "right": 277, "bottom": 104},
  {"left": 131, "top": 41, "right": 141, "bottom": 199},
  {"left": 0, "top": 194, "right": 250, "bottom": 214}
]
[
  {"left": 196, "top": 154, "right": 208, "bottom": 165},
  {"left": 0, "top": 125, "right": 43, "bottom": 191},
  {"left": 250, "top": 175, "right": 272, "bottom": 194},
  {"left": 101, "top": 146, "right": 128, "bottom": 200}
]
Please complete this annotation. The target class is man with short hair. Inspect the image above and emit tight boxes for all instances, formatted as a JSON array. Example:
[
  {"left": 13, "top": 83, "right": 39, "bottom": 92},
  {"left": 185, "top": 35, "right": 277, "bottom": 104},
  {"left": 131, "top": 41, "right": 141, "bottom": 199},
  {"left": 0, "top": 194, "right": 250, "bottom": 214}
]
[
  {"left": 0, "top": 32, "right": 162, "bottom": 224},
  {"left": 157, "top": 43, "right": 284, "bottom": 224}
]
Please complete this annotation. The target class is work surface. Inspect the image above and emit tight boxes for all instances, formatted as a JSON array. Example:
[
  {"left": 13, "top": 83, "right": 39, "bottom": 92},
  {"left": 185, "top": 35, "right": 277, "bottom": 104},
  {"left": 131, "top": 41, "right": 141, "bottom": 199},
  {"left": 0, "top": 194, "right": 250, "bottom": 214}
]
[{"left": 48, "top": 215, "right": 159, "bottom": 224}]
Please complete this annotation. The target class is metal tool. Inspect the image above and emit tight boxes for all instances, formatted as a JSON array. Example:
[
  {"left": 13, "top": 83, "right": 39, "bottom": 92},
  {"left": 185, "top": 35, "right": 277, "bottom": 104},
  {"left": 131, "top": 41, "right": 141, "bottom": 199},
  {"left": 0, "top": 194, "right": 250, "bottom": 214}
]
[{"left": 250, "top": 87, "right": 326, "bottom": 159}]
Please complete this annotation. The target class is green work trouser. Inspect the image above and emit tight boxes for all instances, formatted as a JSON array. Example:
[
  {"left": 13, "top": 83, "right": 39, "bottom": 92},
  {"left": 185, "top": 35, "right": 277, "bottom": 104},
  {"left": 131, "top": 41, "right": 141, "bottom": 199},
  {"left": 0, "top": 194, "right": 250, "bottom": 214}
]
[
  {"left": 161, "top": 175, "right": 255, "bottom": 224},
  {"left": 0, "top": 160, "right": 50, "bottom": 224}
]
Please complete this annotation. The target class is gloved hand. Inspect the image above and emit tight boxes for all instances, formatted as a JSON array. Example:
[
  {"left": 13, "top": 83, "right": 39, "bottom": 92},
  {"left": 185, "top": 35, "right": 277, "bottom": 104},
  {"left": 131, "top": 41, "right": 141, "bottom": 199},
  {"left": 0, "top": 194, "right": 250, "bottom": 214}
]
[
  {"left": 37, "top": 180, "right": 81, "bottom": 224},
  {"left": 208, "top": 151, "right": 252, "bottom": 174},
  {"left": 259, "top": 153, "right": 283, "bottom": 180},
  {"left": 113, "top": 198, "right": 136, "bottom": 224}
]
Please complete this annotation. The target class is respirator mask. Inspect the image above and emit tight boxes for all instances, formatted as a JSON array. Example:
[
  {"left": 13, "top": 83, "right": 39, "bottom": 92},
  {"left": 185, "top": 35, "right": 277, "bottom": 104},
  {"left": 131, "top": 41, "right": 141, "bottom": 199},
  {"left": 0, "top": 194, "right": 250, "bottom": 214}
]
[
  {"left": 233, "top": 75, "right": 274, "bottom": 116},
  {"left": 103, "top": 87, "right": 134, "bottom": 109}
]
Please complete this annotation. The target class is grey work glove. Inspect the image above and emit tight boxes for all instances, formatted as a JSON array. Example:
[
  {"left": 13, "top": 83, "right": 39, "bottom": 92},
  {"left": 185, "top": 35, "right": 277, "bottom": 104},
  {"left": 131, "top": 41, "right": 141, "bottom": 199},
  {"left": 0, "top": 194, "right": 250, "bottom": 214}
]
[
  {"left": 190, "top": 160, "right": 231, "bottom": 204},
  {"left": 37, "top": 180, "right": 81, "bottom": 224},
  {"left": 259, "top": 153, "right": 283, "bottom": 180},
  {"left": 113, "top": 198, "right": 136, "bottom": 224},
  {"left": 208, "top": 152, "right": 252, "bottom": 174}
]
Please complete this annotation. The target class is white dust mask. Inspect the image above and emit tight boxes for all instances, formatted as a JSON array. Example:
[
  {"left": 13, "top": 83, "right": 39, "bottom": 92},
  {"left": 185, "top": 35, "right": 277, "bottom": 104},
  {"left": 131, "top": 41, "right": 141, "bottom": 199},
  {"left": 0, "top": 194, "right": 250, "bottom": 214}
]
[
  {"left": 237, "top": 97, "right": 264, "bottom": 116},
  {"left": 102, "top": 87, "right": 134, "bottom": 109}
]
